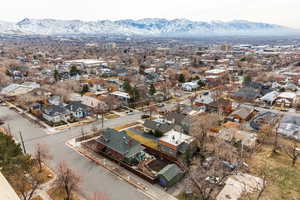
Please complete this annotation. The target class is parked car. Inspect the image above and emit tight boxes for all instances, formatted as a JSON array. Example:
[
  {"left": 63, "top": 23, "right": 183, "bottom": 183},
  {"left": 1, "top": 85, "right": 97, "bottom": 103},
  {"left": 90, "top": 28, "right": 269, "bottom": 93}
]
[
  {"left": 205, "top": 176, "right": 222, "bottom": 185},
  {"left": 126, "top": 110, "right": 134, "bottom": 115},
  {"left": 157, "top": 103, "right": 165, "bottom": 107},
  {"left": 141, "top": 114, "right": 150, "bottom": 119}
]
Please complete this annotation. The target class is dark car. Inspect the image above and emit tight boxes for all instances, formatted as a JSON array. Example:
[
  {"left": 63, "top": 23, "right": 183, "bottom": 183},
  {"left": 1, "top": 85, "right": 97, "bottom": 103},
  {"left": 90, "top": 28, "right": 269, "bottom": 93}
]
[{"left": 141, "top": 114, "right": 150, "bottom": 119}]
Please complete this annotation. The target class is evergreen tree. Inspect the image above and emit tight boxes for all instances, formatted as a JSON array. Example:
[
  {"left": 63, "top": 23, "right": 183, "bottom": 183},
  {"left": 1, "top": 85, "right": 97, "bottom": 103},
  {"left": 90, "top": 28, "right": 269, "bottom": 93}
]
[
  {"left": 243, "top": 75, "right": 252, "bottom": 84},
  {"left": 54, "top": 69, "right": 60, "bottom": 82},
  {"left": 149, "top": 84, "right": 156, "bottom": 95},
  {"left": 178, "top": 73, "right": 186, "bottom": 83},
  {"left": 131, "top": 87, "right": 140, "bottom": 102},
  {"left": 123, "top": 80, "right": 132, "bottom": 93},
  {"left": 70, "top": 65, "right": 79, "bottom": 76},
  {"left": 81, "top": 84, "right": 89, "bottom": 95},
  {"left": 197, "top": 80, "right": 205, "bottom": 88}
]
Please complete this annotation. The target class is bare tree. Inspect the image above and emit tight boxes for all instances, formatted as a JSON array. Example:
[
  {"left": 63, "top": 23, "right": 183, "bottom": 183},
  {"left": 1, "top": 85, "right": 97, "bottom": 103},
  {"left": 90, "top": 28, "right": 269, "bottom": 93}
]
[
  {"left": 54, "top": 161, "right": 81, "bottom": 200},
  {"left": 34, "top": 143, "right": 52, "bottom": 172},
  {"left": 94, "top": 102, "right": 108, "bottom": 129},
  {"left": 259, "top": 116, "right": 282, "bottom": 154},
  {"left": 283, "top": 141, "right": 300, "bottom": 166},
  {"left": 103, "top": 95, "right": 120, "bottom": 112},
  {"left": 0, "top": 71, "right": 11, "bottom": 87},
  {"left": 13, "top": 170, "right": 43, "bottom": 200},
  {"left": 189, "top": 159, "right": 233, "bottom": 200},
  {"left": 188, "top": 93, "right": 198, "bottom": 106},
  {"left": 190, "top": 113, "right": 221, "bottom": 151},
  {"left": 148, "top": 104, "right": 158, "bottom": 117}
]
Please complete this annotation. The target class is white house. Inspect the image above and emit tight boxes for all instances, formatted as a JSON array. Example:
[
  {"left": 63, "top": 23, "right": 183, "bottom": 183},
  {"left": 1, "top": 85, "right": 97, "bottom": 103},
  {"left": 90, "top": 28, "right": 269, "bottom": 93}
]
[
  {"left": 111, "top": 91, "right": 131, "bottom": 105},
  {"left": 182, "top": 81, "right": 199, "bottom": 91}
]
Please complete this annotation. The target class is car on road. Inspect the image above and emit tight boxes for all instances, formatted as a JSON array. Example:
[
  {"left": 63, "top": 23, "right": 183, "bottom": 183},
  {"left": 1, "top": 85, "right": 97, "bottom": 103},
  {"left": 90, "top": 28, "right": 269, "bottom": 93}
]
[
  {"left": 280, "top": 109, "right": 288, "bottom": 112},
  {"left": 0, "top": 120, "right": 4, "bottom": 125},
  {"left": 141, "top": 114, "right": 150, "bottom": 119},
  {"left": 126, "top": 110, "right": 134, "bottom": 115},
  {"left": 157, "top": 103, "right": 165, "bottom": 107}
]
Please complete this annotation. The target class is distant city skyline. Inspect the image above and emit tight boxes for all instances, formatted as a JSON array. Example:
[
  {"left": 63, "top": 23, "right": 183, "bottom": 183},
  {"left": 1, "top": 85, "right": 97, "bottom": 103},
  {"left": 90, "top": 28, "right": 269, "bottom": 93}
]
[{"left": 1, "top": 0, "right": 300, "bottom": 28}]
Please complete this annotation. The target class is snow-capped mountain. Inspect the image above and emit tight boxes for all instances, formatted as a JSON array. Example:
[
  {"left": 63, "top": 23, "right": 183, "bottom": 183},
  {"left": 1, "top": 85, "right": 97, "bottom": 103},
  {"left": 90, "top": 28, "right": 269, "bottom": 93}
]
[{"left": 0, "top": 18, "right": 297, "bottom": 36}]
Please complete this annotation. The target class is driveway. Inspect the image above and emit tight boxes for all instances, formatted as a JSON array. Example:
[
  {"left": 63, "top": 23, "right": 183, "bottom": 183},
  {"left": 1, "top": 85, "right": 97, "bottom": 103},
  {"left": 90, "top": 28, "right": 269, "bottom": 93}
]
[{"left": 0, "top": 106, "right": 150, "bottom": 200}]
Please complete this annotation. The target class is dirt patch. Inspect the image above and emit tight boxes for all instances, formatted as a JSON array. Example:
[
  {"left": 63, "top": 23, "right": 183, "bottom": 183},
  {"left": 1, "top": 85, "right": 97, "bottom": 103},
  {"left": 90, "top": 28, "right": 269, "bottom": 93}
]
[{"left": 147, "top": 158, "right": 171, "bottom": 172}]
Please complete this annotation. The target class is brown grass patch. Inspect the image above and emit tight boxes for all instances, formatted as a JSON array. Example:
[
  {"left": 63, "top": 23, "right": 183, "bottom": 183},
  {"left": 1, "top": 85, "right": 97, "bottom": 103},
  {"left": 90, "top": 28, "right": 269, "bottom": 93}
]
[
  {"left": 245, "top": 143, "right": 300, "bottom": 200},
  {"left": 47, "top": 187, "right": 80, "bottom": 200},
  {"left": 32, "top": 196, "right": 43, "bottom": 200}
]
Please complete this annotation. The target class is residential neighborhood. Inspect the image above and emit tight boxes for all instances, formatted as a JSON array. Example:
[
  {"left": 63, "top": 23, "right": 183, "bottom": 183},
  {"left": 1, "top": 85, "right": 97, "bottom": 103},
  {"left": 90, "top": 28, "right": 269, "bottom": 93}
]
[{"left": 0, "top": 16, "right": 300, "bottom": 200}]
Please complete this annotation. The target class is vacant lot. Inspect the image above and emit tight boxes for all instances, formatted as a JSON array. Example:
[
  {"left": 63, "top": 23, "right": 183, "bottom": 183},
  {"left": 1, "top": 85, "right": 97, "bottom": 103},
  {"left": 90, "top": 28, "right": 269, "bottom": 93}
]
[{"left": 246, "top": 144, "right": 300, "bottom": 200}]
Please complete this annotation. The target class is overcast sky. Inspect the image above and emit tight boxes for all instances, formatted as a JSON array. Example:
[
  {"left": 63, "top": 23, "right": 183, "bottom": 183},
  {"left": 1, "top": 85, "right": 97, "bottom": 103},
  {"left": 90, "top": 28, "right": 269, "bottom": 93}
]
[{"left": 1, "top": 0, "right": 299, "bottom": 28}]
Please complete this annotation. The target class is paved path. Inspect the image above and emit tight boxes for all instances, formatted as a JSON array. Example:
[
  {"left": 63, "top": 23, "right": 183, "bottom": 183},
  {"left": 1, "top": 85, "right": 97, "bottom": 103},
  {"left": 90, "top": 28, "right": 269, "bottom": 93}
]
[{"left": 0, "top": 106, "right": 150, "bottom": 200}]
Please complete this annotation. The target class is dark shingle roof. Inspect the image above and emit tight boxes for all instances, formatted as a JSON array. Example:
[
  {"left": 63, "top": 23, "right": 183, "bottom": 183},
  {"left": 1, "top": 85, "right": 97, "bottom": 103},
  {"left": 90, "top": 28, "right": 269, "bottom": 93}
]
[
  {"left": 144, "top": 120, "right": 173, "bottom": 133},
  {"left": 43, "top": 105, "right": 68, "bottom": 117},
  {"left": 157, "top": 164, "right": 183, "bottom": 182},
  {"left": 233, "top": 87, "right": 260, "bottom": 100},
  {"left": 166, "top": 112, "right": 186, "bottom": 125},
  {"left": 96, "top": 128, "right": 145, "bottom": 158},
  {"left": 65, "top": 101, "right": 88, "bottom": 112}
]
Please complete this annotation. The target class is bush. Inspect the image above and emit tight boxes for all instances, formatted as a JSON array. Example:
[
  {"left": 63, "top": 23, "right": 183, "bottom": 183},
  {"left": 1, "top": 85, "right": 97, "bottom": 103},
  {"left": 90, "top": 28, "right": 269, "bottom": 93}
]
[{"left": 154, "top": 130, "right": 164, "bottom": 137}]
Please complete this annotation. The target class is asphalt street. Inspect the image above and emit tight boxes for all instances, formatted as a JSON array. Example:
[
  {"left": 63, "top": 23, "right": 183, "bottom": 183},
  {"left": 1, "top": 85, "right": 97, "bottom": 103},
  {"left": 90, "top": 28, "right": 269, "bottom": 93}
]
[{"left": 0, "top": 106, "right": 150, "bottom": 200}]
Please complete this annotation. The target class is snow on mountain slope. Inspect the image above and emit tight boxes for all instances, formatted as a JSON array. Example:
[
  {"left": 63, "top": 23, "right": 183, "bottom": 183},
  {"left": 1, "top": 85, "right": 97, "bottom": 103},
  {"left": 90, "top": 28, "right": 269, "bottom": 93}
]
[{"left": 0, "top": 18, "right": 296, "bottom": 36}]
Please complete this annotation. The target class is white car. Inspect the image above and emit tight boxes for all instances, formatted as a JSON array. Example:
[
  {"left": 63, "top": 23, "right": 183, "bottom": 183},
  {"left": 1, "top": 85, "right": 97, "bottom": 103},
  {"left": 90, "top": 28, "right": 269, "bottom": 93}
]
[{"left": 126, "top": 110, "right": 134, "bottom": 115}]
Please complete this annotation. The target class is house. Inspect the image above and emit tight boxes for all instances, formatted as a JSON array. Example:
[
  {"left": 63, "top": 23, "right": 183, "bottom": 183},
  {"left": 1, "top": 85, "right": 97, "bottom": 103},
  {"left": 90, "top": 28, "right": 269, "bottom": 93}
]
[
  {"left": 65, "top": 101, "right": 89, "bottom": 119},
  {"left": 244, "top": 81, "right": 272, "bottom": 96},
  {"left": 260, "top": 91, "right": 279, "bottom": 105},
  {"left": 277, "top": 115, "right": 300, "bottom": 140},
  {"left": 165, "top": 111, "right": 194, "bottom": 134},
  {"left": 42, "top": 105, "right": 70, "bottom": 124},
  {"left": 195, "top": 92, "right": 214, "bottom": 111},
  {"left": 250, "top": 111, "right": 280, "bottom": 131},
  {"left": 205, "top": 69, "right": 228, "bottom": 87},
  {"left": 158, "top": 129, "right": 195, "bottom": 157},
  {"left": 228, "top": 106, "right": 255, "bottom": 122},
  {"left": 95, "top": 128, "right": 146, "bottom": 165},
  {"left": 157, "top": 164, "right": 184, "bottom": 188},
  {"left": 207, "top": 98, "right": 233, "bottom": 115},
  {"left": 111, "top": 91, "right": 131, "bottom": 105},
  {"left": 216, "top": 173, "right": 263, "bottom": 200},
  {"left": 83, "top": 95, "right": 106, "bottom": 109},
  {"left": 143, "top": 119, "right": 174, "bottom": 134},
  {"left": 284, "top": 83, "right": 298, "bottom": 91},
  {"left": 48, "top": 95, "right": 62, "bottom": 106},
  {"left": 1, "top": 82, "right": 40, "bottom": 97},
  {"left": 218, "top": 128, "right": 257, "bottom": 148},
  {"left": 274, "top": 92, "right": 296, "bottom": 107},
  {"left": 232, "top": 87, "right": 260, "bottom": 102},
  {"left": 182, "top": 81, "right": 199, "bottom": 91}
]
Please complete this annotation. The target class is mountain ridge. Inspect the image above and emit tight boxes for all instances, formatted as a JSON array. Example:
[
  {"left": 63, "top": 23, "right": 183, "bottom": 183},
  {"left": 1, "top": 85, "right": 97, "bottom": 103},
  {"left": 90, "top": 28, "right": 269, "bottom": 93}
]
[{"left": 0, "top": 18, "right": 297, "bottom": 36}]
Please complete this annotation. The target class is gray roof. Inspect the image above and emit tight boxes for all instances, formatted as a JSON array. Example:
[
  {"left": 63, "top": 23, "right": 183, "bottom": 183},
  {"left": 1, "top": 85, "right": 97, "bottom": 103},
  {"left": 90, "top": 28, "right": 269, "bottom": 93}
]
[
  {"left": 278, "top": 115, "right": 300, "bottom": 140},
  {"left": 157, "top": 164, "right": 183, "bottom": 182},
  {"left": 230, "top": 106, "right": 254, "bottom": 120},
  {"left": 144, "top": 120, "right": 174, "bottom": 133},
  {"left": 166, "top": 112, "right": 186, "bottom": 125},
  {"left": 65, "top": 101, "right": 88, "bottom": 112},
  {"left": 96, "top": 128, "right": 145, "bottom": 158},
  {"left": 43, "top": 105, "right": 69, "bottom": 117},
  {"left": 233, "top": 87, "right": 260, "bottom": 100}
]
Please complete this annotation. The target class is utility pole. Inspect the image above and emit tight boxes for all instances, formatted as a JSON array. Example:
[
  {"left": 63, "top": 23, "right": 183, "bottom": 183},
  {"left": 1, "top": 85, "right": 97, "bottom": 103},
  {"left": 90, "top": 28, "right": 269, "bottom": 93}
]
[
  {"left": 19, "top": 131, "right": 26, "bottom": 154},
  {"left": 6, "top": 123, "right": 11, "bottom": 136}
]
